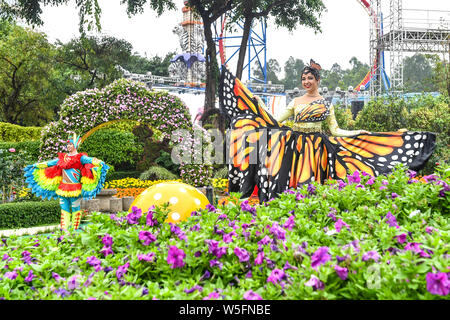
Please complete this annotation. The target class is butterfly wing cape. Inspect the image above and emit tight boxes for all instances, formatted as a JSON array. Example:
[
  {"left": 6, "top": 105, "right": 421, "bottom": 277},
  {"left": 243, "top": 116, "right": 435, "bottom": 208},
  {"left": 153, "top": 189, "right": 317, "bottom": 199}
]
[{"left": 219, "top": 66, "right": 436, "bottom": 202}]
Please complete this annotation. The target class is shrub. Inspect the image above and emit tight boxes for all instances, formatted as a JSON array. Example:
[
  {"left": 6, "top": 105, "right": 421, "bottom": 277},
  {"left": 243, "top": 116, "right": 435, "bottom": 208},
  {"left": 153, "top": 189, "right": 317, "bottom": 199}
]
[
  {"left": 0, "top": 141, "right": 40, "bottom": 161},
  {"left": 0, "top": 122, "right": 42, "bottom": 142},
  {"left": 106, "top": 171, "right": 142, "bottom": 182},
  {"left": 354, "top": 96, "right": 409, "bottom": 132},
  {"left": 78, "top": 129, "right": 143, "bottom": 171},
  {"left": 0, "top": 200, "right": 59, "bottom": 229},
  {"left": 139, "top": 165, "right": 179, "bottom": 181},
  {"left": 0, "top": 148, "right": 34, "bottom": 203}
]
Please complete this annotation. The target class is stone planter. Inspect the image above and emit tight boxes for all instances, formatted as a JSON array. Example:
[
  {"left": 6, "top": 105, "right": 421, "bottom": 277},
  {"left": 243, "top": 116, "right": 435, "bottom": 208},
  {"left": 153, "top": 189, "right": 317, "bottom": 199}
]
[
  {"left": 122, "top": 196, "right": 135, "bottom": 211},
  {"left": 96, "top": 189, "right": 117, "bottom": 212}
]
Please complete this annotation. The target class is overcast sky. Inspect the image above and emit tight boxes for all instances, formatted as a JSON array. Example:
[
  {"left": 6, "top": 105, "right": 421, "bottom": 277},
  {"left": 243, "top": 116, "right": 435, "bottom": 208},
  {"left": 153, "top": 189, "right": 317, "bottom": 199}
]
[{"left": 37, "top": 0, "right": 449, "bottom": 79}]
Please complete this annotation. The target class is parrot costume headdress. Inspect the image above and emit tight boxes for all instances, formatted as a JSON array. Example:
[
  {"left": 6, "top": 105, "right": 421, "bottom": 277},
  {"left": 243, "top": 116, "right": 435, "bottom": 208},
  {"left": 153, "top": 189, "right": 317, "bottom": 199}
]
[{"left": 67, "top": 133, "right": 82, "bottom": 149}]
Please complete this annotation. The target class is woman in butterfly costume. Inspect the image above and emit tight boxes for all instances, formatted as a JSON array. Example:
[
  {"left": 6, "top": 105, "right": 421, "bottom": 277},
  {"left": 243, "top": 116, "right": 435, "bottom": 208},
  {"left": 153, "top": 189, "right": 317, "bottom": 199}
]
[
  {"left": 219, "top": 60, "right": 436, "bottom": 203},
  {"left": 23, "top": 134, "right": 110, "bottom": 230}
]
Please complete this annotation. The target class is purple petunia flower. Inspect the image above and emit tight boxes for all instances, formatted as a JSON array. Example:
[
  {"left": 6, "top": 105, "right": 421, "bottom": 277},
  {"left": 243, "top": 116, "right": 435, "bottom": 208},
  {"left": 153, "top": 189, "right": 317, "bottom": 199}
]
[
  {"left": 21, "top": 251, "right": 32, "bottom": 264},
  {"left": 405, "top": 242, "right": 430, "bottom": 258},
  {"left": 185, "top": 285, "right": 203, "bottom": 294},
  {"left": 209, "top": 259, "right": 223, "bottom": 270},
  {"left": 4, "top": 271, "right": 18, "bottom": 280},
  {"left": 307, "top": 183, "right": 316, "bottom": 195},
  {"left": 283, "top": 215, "right": 295, "bottom": 230},
  {"left": 146, "top": 206, "right": 157, "bottom": 226},
  {"left": 254, "top": 251, "right": 265, "bottom": 265},
  {"left": 139, "top": 230, "right": 157, "bottom": 245},
  {"left": 395, "top": 233, "right": 407, "bottom": 244},
  {"left": 338, "top": 180, "right": 347, "bottom": 190},
  {"left": 205, "top": 204, "right": 216, "bottom": 213},
  {"left": 52, "top": 272, "right": 62, "bottom": 282},
  {"left": 384, "top": 211, "right": 399, "bottom": 229},
  {"left": 100, "top": 245, "right": 114, "bottom": 257},
  {"left": 243, "top": 290, "right": 263, "bottom": 300},
  {"left": 167, "top": 246, "right": 186, "bottom": 269},
  {"left": 205, "top": 239, "right": 228, "bottom": 259},
  {"left": 334, "top": 265, "right": 348, "bottom": 280},
  {"left": 86, "top": 256, "right": 102, "bottom": 271},
  {"left": 258, "top": 235, "right": 272, "bottom": 246},
  {"left": 269, "top": 222, "right": 286, "bottom": 241},
  {"left": 126, "top": 207, "right": 142, "bottom": 224},
  {"left": 116, "top": 262, "right": 130, "bottom": 280},
  {"left": 67, "top": 275, "right": 80, "bottom": 290},
  {"left": 223, "top": 231, "right": 236, "bottom": 243},
  {"left": 240, "top": 201, "right": 257, "bottom": 215},
  {"left": 362, "top": 250, "right": 380, "bottom": 262},
  {"left": 366, "top": 176, "right": 375, "bottom": 186},
  {"left": 304, "top": 275, "right": 324, "bottom": 291},
  {"left": 311, "top": 247, "right": 331, "bottom": 270},
  {"left": 348, "top": 171, "right": 361, "bottom": 184},
  {"left": 425, "top": 226, "right": 435, "bottom": 234},
  {"left": 426, "top": 272, "right": 449, "bottom": 296},
  {"left": 234, "top": 247, "right": 250, "bottom": 263},
  {"left": 283, "top": 261, "right": 298, "bottom": 271},
  {"left": 101, "top": 234, "right": 113, "bottom": 247},
  {"left": 200, "top": 270, "right": 211, "bottom": 281},
  {"left": 54, "top": 288, "right": 70, "bottom": 298},
  {"left": 335, "top": 219, "right": 350, "bottom": 233},
  {"left": 137, "top": 252, "right": 156, "bottom": 263},
  {"left": 267, "top": 268, "right": 286, "bottom": 285},
  {"left": 203, "top": 291, "right": 221, "bottom": 300},
  {"left": 391, "top": 192, "right": 399, "bottom": 199}
]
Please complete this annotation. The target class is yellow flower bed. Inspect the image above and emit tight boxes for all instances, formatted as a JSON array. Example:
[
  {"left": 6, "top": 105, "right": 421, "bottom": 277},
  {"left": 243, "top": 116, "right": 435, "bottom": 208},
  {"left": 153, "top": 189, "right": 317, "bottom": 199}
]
[
  {"left": 104, "top": 178, "right": 182, "bottom": 190},
  {"left": 212, "top": 178, "right": 228, "bottom": 192}
]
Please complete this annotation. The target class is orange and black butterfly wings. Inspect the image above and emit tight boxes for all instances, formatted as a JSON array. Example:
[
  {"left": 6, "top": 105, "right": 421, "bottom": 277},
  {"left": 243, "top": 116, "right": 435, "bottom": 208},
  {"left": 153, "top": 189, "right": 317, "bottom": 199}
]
[{"left": 328, "top": 131, "right": 436, "bottom": 178}]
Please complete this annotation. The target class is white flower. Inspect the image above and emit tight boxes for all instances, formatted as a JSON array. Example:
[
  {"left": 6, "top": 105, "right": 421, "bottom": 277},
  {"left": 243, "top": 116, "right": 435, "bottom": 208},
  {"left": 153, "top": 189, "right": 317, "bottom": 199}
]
[{"left": 409, "top": 209, "right": 420, "bottom": 218}]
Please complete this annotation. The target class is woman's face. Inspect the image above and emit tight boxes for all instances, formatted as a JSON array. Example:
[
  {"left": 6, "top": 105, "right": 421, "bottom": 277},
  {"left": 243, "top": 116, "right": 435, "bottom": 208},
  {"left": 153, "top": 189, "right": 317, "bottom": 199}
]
[
  {"left": 67, "top": 142, "right": 75, "bottom": 153},
  {"left": 301, "top": 72, "right": 319, "bottom": 92}
]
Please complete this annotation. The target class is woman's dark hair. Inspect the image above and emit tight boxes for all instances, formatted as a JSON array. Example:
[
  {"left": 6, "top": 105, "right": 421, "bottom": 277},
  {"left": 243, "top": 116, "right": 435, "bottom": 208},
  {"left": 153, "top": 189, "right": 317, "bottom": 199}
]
[{"left": 302, "top": 66, "right": 320, "bottom": 81}]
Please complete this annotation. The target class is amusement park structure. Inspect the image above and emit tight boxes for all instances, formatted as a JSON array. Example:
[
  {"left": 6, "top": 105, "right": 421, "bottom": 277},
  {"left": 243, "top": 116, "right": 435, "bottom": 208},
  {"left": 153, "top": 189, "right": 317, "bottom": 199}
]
[
  {"left": 118, "top": 0, "right": 449, "bottom": 103},
  {"left": 356, "top": 0, "right": 450, "bottom": 97}
]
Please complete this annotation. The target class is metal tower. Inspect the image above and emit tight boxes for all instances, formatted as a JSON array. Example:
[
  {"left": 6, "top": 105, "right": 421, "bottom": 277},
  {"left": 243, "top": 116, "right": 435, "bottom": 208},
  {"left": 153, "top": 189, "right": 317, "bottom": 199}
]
[
  {"left": 369, "top": 0, "right": 450, "bottom": 97},
  {"left": 213, "top": 15, "right": 283, "bottom": 94}
]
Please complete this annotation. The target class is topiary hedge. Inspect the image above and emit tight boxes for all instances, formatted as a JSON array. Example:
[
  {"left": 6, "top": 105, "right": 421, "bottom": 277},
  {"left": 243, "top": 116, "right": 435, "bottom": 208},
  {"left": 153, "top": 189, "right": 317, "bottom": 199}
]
[
  {"left": 78, "top": 128, "right": 143, "bottom": 171},
  {"left": 0, "top": 141, "right": 41, "bottom": 161},
  {"left": 0, "top": 122, "right": 42, "bottom": 142},
  {"left": 0, "top": 200, "right": 60, "bottom": 229}
]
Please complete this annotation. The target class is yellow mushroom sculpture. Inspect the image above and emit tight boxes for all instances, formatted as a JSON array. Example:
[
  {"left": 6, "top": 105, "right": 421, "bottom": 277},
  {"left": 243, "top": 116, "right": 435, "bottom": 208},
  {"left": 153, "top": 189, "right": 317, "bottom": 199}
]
[{"left": 128, "top": 181, "right": 210, "bottom": 223}]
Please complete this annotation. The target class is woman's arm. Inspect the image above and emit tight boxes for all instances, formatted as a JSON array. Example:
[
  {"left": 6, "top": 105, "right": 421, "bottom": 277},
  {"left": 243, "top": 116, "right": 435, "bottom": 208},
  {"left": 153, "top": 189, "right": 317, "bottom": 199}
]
[
  {"left": 275, "top": 99, "right": 295, "bottom": 123},
  {"left": 80, "top": 155, "right": 102, "bottom": 165},
  {"left": 327, "top": 104, "right": 370, "bottom": 137},
  {"left": 35, "top": 158, "right": 58, "bottom": 169}
]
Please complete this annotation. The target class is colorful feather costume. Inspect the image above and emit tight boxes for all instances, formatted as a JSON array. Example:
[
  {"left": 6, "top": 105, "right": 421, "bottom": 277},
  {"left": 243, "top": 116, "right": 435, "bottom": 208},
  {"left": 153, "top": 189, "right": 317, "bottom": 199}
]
[{"left": 24, "top": 134, "right": 109, "bottom": 230}]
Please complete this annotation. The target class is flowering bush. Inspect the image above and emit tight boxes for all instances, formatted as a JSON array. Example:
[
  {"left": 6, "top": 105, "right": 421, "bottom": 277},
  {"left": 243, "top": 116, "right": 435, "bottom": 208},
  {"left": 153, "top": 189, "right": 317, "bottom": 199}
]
[
  {"left": 0, "top": 165, "right": 448, "bottom": 300},
  {"left": 0, "top": 148, "right": 34, "bottom": 203},
  {"left": 38, "top": 78, "right": 211, "bottom": 186}
]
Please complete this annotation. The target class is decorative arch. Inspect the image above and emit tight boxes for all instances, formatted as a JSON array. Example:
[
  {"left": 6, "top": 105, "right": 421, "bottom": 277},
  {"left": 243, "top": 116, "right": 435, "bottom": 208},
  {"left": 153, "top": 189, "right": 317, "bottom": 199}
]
[{"left": 39, "top": 78, "right": 212, "bottom": 186}]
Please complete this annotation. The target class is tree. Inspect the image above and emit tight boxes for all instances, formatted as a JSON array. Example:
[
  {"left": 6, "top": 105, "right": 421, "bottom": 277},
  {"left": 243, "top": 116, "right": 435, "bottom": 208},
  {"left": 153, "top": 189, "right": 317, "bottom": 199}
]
[
  {"left": 0, "top": 21, "right": 57, "bottom": 125},
  {"left": 54, "top": 35, "right": 134, "bottom": 92},
  {"left": 321, "top": 63, "right": 344, "bottom": 91},
  {"left": 231, "top": 0, "right": 325, "bottom": 80},
  {"left": 124, "top": 52, "right": 176, "bottom": 76},
  {"left": 402, "top": 53, "right": 439, "bottom": 93},
  {"left": 252, "top": 58, "right": 281, "bottom": 84},
  {"left": 0, "top": 0, "right": 103, "bottom": 36},
  {"left": 282, "top": 56, "right": 305, "bottom": 90},
  {"left": 342, "top": 56, "right": 370, "bottom": 90}
]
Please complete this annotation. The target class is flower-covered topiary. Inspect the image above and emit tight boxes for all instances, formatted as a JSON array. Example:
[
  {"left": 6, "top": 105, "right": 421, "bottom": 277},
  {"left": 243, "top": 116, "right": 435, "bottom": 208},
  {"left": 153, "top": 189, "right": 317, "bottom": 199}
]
[{"left": 38, "top": 78, "right": 213, "bottom": 186}]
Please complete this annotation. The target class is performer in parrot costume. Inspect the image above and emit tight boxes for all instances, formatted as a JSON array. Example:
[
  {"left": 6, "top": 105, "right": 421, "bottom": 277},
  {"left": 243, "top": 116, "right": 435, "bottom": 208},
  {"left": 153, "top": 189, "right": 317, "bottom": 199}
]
[{"left": 24, "top": 133, "right": 110, "bottom": 231}]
